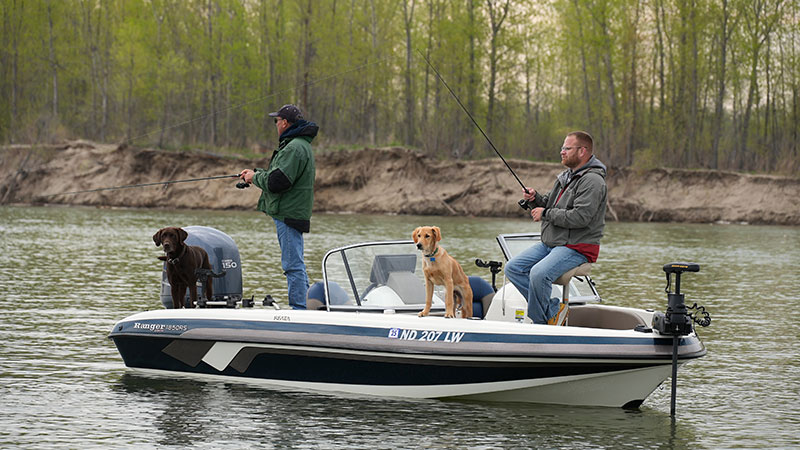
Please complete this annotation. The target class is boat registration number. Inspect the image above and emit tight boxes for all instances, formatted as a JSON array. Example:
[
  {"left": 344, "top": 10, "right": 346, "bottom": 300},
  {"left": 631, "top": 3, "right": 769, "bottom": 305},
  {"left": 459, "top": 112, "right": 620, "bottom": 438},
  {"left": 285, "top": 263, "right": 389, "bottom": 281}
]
[{"left": 387, "top": 328, "right": 465, "bottom": 343}]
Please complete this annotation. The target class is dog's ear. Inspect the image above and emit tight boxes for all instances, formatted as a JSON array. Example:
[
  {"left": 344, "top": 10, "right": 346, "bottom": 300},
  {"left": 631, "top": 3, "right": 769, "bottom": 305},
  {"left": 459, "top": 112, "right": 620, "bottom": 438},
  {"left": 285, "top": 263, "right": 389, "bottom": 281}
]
[
  {"left": 412, "top": 227, "right": 420, "bottom": 243},
  {"left": 177, "top": 227, "right": 188, "bottom": 243},
  {"left": 432, "top": 226, "right": 442, "bottom": 242},
  {"left": 153, "top": 229, "right": 163, "bottom": 247}
]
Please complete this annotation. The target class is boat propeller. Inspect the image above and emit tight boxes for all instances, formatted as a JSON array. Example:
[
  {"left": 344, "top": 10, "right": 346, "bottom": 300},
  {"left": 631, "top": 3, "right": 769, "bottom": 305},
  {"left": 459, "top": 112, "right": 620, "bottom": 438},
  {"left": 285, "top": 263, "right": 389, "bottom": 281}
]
[{"left": 653, "top": 262, "right": 711, "bottom": 417}]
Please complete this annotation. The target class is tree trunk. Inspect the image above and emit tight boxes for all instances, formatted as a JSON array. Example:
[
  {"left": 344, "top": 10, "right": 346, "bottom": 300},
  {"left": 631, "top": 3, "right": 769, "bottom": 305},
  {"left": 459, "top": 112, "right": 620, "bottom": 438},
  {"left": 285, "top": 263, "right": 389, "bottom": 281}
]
[
  {"left": 47, "top": 1, "right": 58, "bottom": 122},
  {"left": 465, "top": 0, "right": 477, "bottom": 157},
  {"left": 421, "top": 0, "right": 435, "bottom": 126},
  {"left": 301, "top": 0, "right": 313, "bottom": 111},
  {"left": 9, "top": 0, "right": 21, "bottom": 143},
  {"left": 739, "top": 53, "right": 759, "bottom": 170},
  {"left": 572, "top": 0, "right": 593, "bottom": 129},
  {"left": 402, "top": 0, "right": 416, "bottom": 147},
  {"left": 711, "top": 0, "right": 730, "bottom": 169},
  {"left": 485, "top": 0, "right": 509, "bottom": 139},
  {"left": 101, "top": 0, "right": 110, "bottom": 142}
]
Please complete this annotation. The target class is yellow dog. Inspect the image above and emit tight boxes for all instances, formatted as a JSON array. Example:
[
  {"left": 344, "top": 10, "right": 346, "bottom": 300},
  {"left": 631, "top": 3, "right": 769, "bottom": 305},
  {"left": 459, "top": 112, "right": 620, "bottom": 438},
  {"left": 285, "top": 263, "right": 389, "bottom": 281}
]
[{"left": 412, "top": 226, "right": 473, "bottom": 318}]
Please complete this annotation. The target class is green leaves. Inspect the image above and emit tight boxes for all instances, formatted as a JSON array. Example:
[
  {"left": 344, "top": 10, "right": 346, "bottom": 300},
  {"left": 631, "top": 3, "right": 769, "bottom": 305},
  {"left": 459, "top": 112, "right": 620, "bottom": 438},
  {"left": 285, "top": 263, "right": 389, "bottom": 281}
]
[{"left": 0, "top": 0, "right": 797, "bottom": 173}]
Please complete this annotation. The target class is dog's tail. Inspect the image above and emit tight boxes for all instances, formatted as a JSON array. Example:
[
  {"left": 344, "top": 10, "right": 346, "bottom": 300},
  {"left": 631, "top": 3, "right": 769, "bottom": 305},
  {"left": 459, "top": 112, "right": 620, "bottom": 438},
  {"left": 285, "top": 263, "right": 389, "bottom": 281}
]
[
  {"left": 195, "top": 268, "right": 226, "bottom": 279},
  {"left": 453, "top": 286, "right": 464, "bottom": 308}
]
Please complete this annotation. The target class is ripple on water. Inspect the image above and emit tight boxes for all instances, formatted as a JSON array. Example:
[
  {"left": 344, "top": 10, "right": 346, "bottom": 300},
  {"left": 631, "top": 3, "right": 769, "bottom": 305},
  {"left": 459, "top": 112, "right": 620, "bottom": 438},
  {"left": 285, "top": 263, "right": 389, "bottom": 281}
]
[{"left": 0, "top": 206, "right": 798, "bottom": 448}]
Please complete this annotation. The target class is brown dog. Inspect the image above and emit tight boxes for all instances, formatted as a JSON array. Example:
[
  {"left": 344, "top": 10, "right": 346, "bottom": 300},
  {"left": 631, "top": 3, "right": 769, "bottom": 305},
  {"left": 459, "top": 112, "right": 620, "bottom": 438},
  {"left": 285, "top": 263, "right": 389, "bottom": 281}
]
[
  {"left": 153, "top": 227, "right": 213, "bottom": 309},
  {"left": 413, "top": 226, "right": 473, "bottom": 318}
]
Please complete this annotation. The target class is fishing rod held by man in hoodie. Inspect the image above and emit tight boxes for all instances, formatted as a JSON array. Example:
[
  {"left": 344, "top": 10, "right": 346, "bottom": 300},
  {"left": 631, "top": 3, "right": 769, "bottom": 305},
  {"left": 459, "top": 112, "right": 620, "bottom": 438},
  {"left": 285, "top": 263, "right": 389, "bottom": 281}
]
[
  {"left": 238, "top": 104, "right": 319, "bottom": 311},
  {"left": 503, "top": 131, "right": 608, "bottom": 326}
]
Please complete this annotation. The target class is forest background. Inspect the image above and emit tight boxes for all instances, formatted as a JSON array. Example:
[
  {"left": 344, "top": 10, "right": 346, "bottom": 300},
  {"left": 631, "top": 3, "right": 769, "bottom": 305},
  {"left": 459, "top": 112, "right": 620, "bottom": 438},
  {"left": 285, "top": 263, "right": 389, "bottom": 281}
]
[{"left": 1, "top": 0, "right": 798, "bottom": 175}]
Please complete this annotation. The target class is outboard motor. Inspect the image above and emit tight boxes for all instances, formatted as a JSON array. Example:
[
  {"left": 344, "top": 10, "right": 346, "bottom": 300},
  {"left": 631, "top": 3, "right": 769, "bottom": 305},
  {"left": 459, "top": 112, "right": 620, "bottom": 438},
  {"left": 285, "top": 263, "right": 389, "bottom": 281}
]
[{"left": 160, "top": 226, "right": 243, "bottom": 308}]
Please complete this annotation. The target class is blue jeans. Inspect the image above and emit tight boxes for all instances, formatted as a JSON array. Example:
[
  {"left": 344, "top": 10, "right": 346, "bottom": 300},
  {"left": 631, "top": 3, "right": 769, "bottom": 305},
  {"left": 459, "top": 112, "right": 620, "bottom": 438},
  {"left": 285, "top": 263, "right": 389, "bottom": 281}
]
[
  {"left": 274, "top": 218, "right": 308, "bottom": 309},
  {"left": 505, "top": 243, "right": 587, "bottom": 324}
]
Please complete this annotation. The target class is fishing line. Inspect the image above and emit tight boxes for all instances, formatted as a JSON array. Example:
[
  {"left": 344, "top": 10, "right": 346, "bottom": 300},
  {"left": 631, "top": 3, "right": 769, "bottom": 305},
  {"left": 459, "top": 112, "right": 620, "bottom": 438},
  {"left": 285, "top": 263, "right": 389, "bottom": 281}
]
[
  {"left": 42, "top": 174, "right": 241, "bottom": 197},
  {"left": 123, "top": 55, "right": 398, "bottom": 146},
  {"left": 417, "top": 50, "right": 529, "bottom": 193},
  {"left": 43, "top": 56, "right": 399, "bottom": 199}
]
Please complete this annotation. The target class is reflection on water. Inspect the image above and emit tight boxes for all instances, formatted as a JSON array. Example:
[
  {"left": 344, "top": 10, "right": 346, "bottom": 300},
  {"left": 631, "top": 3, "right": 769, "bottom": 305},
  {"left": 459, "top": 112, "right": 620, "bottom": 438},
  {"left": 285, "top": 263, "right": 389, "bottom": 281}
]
[
  {"left": 0, "top": 205, "right": 798, "bottom": 448},
  {"left": 112, "top": 372, "right": 695, "bottom": 449}
]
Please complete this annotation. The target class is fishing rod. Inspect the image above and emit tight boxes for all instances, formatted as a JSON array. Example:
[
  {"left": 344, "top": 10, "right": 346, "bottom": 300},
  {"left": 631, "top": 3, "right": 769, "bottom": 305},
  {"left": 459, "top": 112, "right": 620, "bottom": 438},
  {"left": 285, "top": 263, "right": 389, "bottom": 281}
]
[
  {"left": 418, "top": 51, "right": 532, "bottom": 210},
  {"left": 37, "top": 56, "right": 401, "bottom": 200},
  {"left": 43, "top": 173, "right": 243, "bottom": 197}
]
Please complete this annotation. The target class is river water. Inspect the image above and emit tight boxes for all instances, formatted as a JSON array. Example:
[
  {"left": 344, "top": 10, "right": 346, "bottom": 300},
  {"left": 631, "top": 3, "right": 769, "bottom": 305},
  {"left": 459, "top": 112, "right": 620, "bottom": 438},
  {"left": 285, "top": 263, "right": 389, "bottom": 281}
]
[{"left": 0, "top": 205, "right": 797, "bottom": 449}]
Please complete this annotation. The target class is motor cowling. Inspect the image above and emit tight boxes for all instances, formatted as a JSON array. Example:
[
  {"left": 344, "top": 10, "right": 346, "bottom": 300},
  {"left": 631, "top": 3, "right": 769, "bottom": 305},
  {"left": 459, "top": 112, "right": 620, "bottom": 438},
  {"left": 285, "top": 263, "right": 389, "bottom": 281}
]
[{"left": 160, "top": 226, "right": 243, "bottom": 308}]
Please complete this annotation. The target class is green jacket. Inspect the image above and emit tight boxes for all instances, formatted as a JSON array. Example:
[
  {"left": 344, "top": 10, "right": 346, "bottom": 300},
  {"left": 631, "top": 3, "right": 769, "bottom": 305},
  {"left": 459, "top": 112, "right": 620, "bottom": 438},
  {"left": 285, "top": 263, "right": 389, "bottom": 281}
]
[
  {"left": 532, "top": 155, "right": 607, "bottom": 247},
  {"left": 252, "top": 120, "right": 318, "bottom": 232}
]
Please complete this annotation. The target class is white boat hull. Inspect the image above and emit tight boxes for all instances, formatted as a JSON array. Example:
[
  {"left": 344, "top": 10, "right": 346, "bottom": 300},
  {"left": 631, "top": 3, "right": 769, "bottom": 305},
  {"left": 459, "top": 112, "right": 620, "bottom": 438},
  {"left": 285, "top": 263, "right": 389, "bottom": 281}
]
[{"left": 109, "top": 309, "right": 704, "bottom": 408}]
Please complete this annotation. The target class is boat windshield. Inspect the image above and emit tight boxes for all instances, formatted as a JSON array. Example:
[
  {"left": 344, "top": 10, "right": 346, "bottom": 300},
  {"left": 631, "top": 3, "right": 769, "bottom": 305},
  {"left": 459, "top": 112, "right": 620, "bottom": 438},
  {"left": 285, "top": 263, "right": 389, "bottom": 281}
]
[
  {"left": 321, "top": 240, "right": 449, "bottom": 313},
  {"left": 320, "top": 236, "right": 600, "bottom": 313}
]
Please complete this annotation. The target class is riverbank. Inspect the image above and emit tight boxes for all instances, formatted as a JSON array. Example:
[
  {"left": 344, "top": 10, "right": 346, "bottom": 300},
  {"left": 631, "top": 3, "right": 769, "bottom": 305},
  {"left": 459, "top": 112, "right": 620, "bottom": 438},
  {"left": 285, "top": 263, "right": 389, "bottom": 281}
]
[{"left": 1, "top": 140, "right": 798, "bottom": 225}]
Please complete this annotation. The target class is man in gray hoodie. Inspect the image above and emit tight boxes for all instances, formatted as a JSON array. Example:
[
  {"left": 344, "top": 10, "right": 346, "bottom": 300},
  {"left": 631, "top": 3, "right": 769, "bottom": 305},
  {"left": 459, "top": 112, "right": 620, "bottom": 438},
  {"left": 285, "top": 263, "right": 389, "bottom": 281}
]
[{"left": 505, "top": 131, "right": 607, "bottom": 325}]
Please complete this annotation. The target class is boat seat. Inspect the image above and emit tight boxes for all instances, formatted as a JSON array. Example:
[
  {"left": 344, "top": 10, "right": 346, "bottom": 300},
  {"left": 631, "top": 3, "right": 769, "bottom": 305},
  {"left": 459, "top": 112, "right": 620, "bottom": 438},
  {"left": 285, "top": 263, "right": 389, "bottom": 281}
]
[
  {"left": 386, "top": 271, "right": 426, "bottom": 304},
  {"left": 306, "top": 281, "right": 353, "bottom": 310},
  {"left": 568, "top": 305, "right": 648, "bottom": 330},
  {"left": 368, "top": 254, "right": 418, "bottom": 284},
  {"left": 554, "top": 262, "right": 592, "bottom": 289},
  {"left": 552, "top": 263, "right": 592, "bottom": 325},
  {"left": 469, "top": 276, "right": 494, "bottom": 319},
  {"left": 361, "top": 254, "right": 420, "bottom": 301}
]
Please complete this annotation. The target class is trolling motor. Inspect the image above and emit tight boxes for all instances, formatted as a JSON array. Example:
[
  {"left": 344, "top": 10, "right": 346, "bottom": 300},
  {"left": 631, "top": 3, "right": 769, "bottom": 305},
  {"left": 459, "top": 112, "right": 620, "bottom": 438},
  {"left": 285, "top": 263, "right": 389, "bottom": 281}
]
[
  {"left": 653, "top": 262, "right": 711, "bottom": 417},
  {"left": 475, "top": 259, "right": 503, "bottom": 291},
  {"left": 653, "top": 262, "right": 700, "bottom": 335}
]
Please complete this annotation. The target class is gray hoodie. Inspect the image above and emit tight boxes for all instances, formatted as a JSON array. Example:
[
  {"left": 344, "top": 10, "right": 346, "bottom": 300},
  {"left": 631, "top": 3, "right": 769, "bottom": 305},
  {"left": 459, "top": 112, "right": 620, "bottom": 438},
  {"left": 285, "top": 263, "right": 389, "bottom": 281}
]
[{"left": 531, "top": 155, "right": 608, "bottom": 248}]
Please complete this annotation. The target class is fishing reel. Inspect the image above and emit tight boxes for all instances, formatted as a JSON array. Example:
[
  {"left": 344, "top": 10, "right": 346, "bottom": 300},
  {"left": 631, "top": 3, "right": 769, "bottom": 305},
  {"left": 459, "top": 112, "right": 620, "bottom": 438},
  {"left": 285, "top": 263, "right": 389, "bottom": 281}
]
[
  {"left": 653, "top": 262, "right": 710, "bottom": 336},
  {"left": 518, "top": 188, "right": 536, "bottom": 210},
  {"left": 236, "top": 181, "right": 250, "bottom": 189}
]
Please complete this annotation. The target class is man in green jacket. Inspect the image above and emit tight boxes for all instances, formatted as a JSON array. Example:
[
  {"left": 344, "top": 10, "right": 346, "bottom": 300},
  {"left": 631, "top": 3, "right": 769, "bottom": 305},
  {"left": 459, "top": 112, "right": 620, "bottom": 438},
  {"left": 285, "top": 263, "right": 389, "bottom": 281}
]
[
  {"left": 239, "top": 104, "right": 318, "bottom": 309},
  {"left": 505, "top": 131, "right": 607, "bottom": 325}
]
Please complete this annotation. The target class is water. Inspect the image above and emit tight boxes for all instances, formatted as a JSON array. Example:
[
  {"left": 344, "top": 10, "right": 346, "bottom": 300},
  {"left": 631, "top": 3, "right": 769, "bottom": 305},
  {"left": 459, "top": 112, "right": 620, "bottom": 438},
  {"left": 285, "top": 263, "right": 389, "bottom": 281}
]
[{"left": 1, "top": 205, "right": 798, "bottom": 449}]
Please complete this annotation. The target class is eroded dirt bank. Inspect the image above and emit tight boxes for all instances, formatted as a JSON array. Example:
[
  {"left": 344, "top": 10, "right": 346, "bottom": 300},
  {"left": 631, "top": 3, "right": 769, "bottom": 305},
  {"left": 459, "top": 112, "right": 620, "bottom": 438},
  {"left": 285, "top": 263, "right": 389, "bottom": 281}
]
[{"left": 1, "top": 141, "right": 798, "bottom": 225}]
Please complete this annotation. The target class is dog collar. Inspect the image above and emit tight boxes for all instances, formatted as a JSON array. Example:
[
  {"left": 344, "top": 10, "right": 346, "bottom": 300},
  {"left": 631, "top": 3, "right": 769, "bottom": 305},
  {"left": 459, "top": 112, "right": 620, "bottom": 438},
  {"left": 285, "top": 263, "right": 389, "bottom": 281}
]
[
  {"left": 167, "top": 245, "right": 187, "bottom": 265},
  {"left": 423, "top": 247, "right": 439, "bottom": 260}
]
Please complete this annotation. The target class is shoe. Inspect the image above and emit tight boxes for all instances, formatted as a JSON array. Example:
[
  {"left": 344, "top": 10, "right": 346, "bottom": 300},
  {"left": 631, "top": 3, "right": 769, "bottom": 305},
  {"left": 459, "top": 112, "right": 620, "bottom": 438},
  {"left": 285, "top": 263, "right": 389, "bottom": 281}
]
[{"left": 547, "top": 301, "right": 569, "bottom": 326}]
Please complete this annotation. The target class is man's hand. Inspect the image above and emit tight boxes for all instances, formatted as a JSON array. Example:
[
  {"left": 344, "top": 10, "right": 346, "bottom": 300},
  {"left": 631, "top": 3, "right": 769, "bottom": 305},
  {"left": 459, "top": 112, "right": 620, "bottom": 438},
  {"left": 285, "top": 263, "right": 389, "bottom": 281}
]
[
  {"left": 531, "top": 207, "right": 545, "bottom": 222},
  {"left": 239, "top": 169, "right": 255, "bottom": 184},
  {"left": 522, "top": 187, "right": 536, "bottom": 201}
]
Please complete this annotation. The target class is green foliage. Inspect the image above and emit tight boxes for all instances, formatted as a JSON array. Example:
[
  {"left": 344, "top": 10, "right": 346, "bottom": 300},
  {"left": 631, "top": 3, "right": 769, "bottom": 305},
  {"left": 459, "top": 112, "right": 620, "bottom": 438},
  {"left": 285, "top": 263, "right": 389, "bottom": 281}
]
[{"left": 0, "top": 0, "right": 797, "bottom": 173}]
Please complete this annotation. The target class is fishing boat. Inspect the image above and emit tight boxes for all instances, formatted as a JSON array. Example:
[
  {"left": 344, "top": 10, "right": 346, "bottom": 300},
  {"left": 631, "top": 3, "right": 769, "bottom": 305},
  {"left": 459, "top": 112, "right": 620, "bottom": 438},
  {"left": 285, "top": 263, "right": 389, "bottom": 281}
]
[{"left": 109, "top": 229, "right": 708, "bottom": 408}]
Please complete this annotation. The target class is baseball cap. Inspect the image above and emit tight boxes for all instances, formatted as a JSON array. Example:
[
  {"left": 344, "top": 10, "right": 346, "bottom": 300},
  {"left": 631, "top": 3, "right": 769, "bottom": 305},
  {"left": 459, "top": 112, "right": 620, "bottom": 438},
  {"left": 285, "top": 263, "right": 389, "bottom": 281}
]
[{"left": 268, "top": 104, "right": 304, "bottom": 123}]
